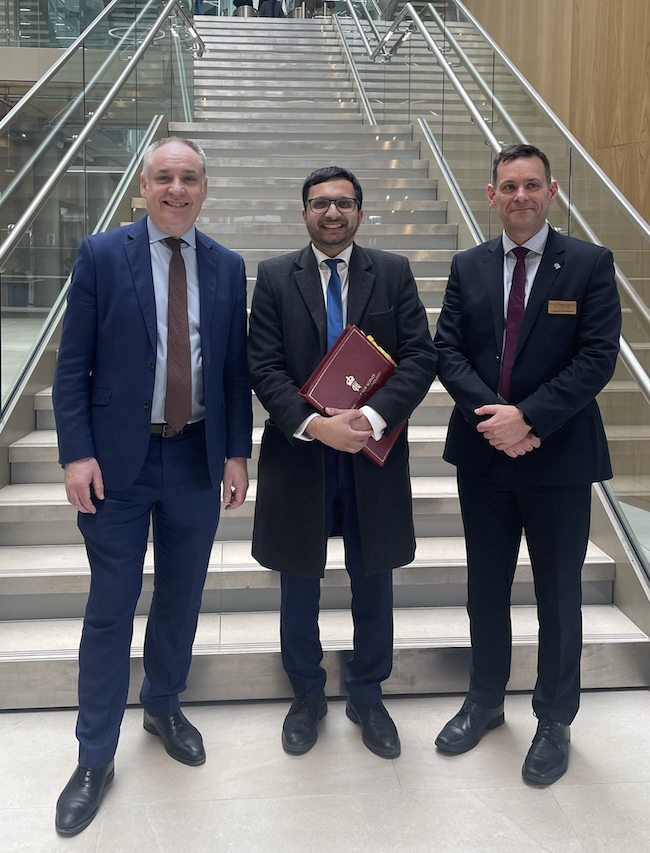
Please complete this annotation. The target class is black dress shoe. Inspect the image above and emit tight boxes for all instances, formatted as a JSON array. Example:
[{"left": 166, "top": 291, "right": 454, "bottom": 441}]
[
  {"left": 143, "top": 710, "right": 205, "bottom": 766},
  {"left": 346, "top": 700, "right": 401, "bottom": 758},
  {"left": 55, "top": 761, "right": 114, "bottom": 836},
  {"left": 522, "top": 718, "right": 570, "bottom": 785},
  {"left": 282, "top": 690, "right": 327, "bottom": 755},
  {"left": 435, "top": 698, "right": 505, "bottom": 754}
]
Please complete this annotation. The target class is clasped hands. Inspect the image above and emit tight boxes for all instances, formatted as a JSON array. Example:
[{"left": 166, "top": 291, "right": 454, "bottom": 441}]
[
  {"left": 306, "top": 407, "right": 372, "bottom": 453},
  {"left": 474, "top": 404, "right": 541, "bottom": 457}
]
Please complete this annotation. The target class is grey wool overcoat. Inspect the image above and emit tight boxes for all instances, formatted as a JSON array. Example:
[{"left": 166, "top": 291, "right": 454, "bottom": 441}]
[{"left": 248, "top": 243, "right": 437, "bottom": 578}]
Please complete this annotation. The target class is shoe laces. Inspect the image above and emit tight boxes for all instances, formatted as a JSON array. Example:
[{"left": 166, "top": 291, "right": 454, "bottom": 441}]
[{"left": 535, "top": 718, "right": 565, "bottom": 743}]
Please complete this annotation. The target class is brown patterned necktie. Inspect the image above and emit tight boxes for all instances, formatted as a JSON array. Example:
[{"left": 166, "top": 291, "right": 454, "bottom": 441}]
[
  {"left": 497, "top": 246, "right": 529, "bottom": 403},
  {"left": 164, "top": 237, "right": 192, "bottom": 433}
]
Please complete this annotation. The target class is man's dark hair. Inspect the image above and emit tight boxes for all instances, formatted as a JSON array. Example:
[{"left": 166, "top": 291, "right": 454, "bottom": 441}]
[
  {"left": 492, "top": 144, "right": 552, "bottom": 186},
  {"left": 302, "top": 166, "right": 363, "bottom": 208}
]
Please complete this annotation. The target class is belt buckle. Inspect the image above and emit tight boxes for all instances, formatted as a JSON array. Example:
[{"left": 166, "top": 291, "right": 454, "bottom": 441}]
[{"left": 161, "top": 424, "right": 178, "bottom": 437}]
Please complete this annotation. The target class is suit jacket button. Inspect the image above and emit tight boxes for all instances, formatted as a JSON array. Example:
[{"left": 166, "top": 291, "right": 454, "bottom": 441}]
[
  {"left": 149, "top": 362, "right": 155, "bottom": 370},
  {"left": 143, "top": 401, "right": 150, "bottom": 409}
]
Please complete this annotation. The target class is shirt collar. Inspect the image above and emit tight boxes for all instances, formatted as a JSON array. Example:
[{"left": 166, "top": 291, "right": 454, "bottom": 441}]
[
  {"left": 501, "top": 221, "right": 549, "bottom": 257},
  {"left": 311, "top": 242, "right": 354, "bottom": 268},
  {"left": 146, "top": 215, "right": 197, "bottom": 249}
]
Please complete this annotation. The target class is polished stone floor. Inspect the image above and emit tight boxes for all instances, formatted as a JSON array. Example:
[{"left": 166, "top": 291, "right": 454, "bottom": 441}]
[{"left": 1, "top": 690, "right": 650, "bottom": 852}]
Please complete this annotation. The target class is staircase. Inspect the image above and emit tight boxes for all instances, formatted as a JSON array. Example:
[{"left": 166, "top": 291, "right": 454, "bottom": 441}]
[{"left": 0, "top": 16, "right": 648, "bottom": 711}]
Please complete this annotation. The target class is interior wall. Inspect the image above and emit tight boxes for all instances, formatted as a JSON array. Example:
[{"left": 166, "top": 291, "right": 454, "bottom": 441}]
[{"left": 463, "top": 0, "right": 650, "bottom": 225}]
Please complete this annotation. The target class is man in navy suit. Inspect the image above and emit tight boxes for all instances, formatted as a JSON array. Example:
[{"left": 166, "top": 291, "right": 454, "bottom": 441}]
[
  {"left": 53, "top": 137, "right": 252, "bottom": 835},
  {"left": 434, "top": 144, "right": 620, "bottom": 784}
]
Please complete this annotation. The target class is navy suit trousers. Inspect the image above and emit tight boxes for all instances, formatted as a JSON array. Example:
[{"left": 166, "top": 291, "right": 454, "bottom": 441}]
[
  {"left": 280, "top": 448, "right": 393, "bottom": 705},
  {"left": 76, "top": 423, "right": 220, "bottom": 767}
]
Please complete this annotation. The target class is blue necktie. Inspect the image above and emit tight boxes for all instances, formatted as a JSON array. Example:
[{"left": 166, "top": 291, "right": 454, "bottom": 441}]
[{"left": 325, "top": 258, "right": 344, "bottom": 349}]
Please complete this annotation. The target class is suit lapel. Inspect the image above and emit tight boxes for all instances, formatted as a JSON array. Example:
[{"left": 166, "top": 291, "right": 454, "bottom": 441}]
[
  {"left": 196, "top": 229, "right": 218, "bottom": 368},
  {"left": 294, "top": 246, "right": 327, "bottom": 352},
  {"left": 516, "top": 229, "right": 565, "bottom": 356},
  {"left": 483, "top": 237, "right": 506, "bottom": 355},
  {"left": 124, "top": 217, "right": 156, "bottom": 354},
  {"left": 347, "top": 244, "right": 375, "bottom": 328}
]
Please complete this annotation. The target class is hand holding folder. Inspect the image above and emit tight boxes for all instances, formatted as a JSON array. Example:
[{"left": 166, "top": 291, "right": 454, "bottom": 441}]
[{"left": 299, "top": 325, "right": 406, "bottom": 466}]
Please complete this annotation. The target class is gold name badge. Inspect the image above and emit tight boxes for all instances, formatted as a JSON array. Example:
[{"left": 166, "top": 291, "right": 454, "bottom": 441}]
[{"left": 548, "top": 300, "right": 577, "bottom": 315}]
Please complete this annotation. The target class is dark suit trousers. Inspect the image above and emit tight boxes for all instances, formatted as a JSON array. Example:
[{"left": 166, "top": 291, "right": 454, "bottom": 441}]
[
  {"left": 76, "top": 424, "right": 220, "bottom": 768},
  {"left": 280, "top": 448, "right": 393, "bottom": 705},
  {"left": 458, "top": 454, "right": 591, "bottom": 725}
]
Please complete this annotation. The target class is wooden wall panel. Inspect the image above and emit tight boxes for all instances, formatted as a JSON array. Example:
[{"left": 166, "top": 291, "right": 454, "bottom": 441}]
[
  {"left": 463, "top": 0, "right": 650, "bottom": 224},
  {"left": 462, "top": 0, "right": 573, "bottom": 125}
]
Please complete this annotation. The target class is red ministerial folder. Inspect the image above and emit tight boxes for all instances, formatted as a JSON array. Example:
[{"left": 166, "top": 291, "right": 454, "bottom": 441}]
[{"left": 299, "top": 324, "right": 406, "bottom": 466}]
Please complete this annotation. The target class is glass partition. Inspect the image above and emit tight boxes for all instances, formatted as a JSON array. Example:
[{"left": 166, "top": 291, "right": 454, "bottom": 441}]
[
  {"left": 0, "top": 0, "right": 195, "bottom": 48},
  {"left": 0, "top": 0, "right": 199, "bottom": 409}
]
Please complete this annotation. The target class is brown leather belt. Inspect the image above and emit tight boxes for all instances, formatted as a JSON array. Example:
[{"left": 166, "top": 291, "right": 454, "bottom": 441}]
[{"left": 150, "top": 419, "right": 205, "bottom": 438}]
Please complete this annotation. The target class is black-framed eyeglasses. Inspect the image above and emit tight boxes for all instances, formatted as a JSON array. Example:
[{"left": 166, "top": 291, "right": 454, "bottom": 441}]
[{"left": 306, "top": 196, "right": 359, "bottom": 214}]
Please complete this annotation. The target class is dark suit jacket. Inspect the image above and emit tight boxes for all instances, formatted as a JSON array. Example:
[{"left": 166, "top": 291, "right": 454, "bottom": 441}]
[
  {"left": 434, "top": 228, "right": 621, "bottom": 486},
  {"left": 53, "top": 216, "right": 252, "bottom": 492},
  {"left": 248, "top": 243, "right": 437, "bottom": 577}
]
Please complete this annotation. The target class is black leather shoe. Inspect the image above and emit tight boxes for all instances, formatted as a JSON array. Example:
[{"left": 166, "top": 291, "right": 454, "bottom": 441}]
[
  {"left": 143, "top": 710, "right": 205, "bottom": 766},
  {"left": 346, "top": 700, "right": 401, "bottom": 758},
  {"left": 435, "top": 698, "right": 505, "bottom": 754},
  {"left": 55, "top": 761, "right": 114, "bottom": 836},
  {"left": 282, "top": 690, "right": 327, "bottom": 755},
  {"left": 522, "top": 718, "right": 570, "bottom": 785}
]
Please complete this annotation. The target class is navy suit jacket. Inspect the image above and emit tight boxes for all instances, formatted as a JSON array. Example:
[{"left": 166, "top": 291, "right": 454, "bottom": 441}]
[
  {"left": 434, "top": 228, "right": 621, "bottom": 486},
  {"left": 53, "top": 216, "right": 252, "bottom": 492}
]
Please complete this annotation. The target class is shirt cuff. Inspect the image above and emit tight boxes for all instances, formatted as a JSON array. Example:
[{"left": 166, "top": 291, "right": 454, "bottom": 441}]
[
  {"left": 361, "top": 406, "right": 386, "bottom": 441},
  {"left": 294, "top": 413, "right": 319, "bottom": 441}
]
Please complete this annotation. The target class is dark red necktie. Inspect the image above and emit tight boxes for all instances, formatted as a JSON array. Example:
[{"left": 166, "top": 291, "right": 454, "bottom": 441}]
[
  {"left": 164, "top": 237, "right": 192, "bottom": 433},
  {"left": 497, "top": 246, "right": 529, "bottom": 403}
]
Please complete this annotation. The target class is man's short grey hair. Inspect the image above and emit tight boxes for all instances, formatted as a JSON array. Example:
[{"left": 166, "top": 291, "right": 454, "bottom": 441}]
[{"left": 142, "top": 137, "right": 208, "bottom": 180}]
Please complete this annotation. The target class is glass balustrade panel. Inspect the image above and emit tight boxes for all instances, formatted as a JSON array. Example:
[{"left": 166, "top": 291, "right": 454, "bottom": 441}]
[{"left": 1, "top": 7, "right": 196, "bottom": 408}]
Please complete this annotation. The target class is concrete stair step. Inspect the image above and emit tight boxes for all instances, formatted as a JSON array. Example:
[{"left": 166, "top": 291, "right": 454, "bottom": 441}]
[
  {"left": 169, "top": 122, "right": 415, "bottom": 139},
  {"left": 196, "top": 223, "right": 457, "bottom": 251},
  {"left": 0, "top": 537, "right": 615, "bottom": 620},
  {"left": 237, "top": 248, "right": 457, "bottom": 278},
  {"left": 1, "top": 604, "right": 645, "bottom": 709},
  {"left": 0, "top": 477, "right": 464, "bottom": 546},
  {"left": 8, "top": 422, "right": 451, "bottom": 484},
  {"left": 131, "top": 198, "right": 449, "bottom": 226}
]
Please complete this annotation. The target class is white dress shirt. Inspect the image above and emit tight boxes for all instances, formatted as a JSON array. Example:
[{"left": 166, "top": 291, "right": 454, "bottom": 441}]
[
  {"left": 294, "top": 243, "right": 387, "bottom": 442},
  {"left": 147, "top": 216, "right": 205, "bottom": 424},
  {"left": 501, "top": 221, "right": 550, "bottom": 316}
]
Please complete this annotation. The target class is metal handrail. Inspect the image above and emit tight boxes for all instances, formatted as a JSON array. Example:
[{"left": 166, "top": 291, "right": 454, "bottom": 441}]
[
  {"left": 0, "top": 0, "right": 179, "bottom": 274},
  {"left": 422, "top": 4, "right": 650, "bottom": 337},
  {"left": 0, "top": 0, "right": 164, "bottom": 212},
  {"left": 451, "top": 0, "right": 650, "bottom": 244},
  {"left": 332, "top": 13, "right": 376, "bottom": 125},
  {"left": 0, "top": 0, "right": 123, "bottom": 136},
  {"left": 417, "top": 117, "right": 483, "bottom": 246},
  {"left": 341, "top": 0, "right": 374, "bottom": 56},
  {"left": 0, "top": 115, "right": 165, "bottom": 426}
]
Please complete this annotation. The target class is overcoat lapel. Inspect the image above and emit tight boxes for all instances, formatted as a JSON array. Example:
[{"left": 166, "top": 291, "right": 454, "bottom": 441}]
[
  {"left": 124, "top": 217, "right": 156, "bottom": 355},
  {"left": 293, "top": 246, "right": 327, "bottom": 352},
  {"left": 516, "top": 229, "right": 565, "bottom": 356},
  {"left": 196, "top": 229, "right": 218, "bottom": 368},
  {"left": 347, "top": 244, "right": 376, "bottom": 327}
]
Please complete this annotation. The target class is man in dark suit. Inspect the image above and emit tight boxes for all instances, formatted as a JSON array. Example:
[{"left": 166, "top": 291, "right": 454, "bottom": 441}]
[
  {"left": 434, "top": 144, "right": 620, "bottom": 784},
  {"left": 248, "top": 166, "right": 437, "bottom": 759},
  {"left": 53, "top": 137, "right": 252, "bottom": 835}
]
